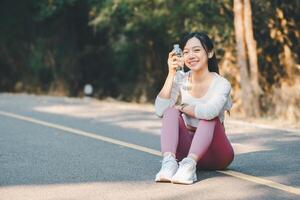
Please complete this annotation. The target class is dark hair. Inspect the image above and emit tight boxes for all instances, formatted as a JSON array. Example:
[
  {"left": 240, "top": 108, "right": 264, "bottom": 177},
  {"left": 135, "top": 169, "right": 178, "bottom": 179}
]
[{"left": 180, "top": 32, "right": 219, "bottom": 74}]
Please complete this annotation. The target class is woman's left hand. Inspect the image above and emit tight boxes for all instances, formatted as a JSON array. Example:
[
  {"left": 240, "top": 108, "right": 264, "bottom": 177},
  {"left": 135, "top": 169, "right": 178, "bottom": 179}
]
[
  {"left": 173, "top": 105, "right": 181, "bottom": 111},
  {"left": 173, "top": 104, "right": 196, "bottom": 117},
  {"left": 173, "top": 104, "right": 188, "bottom": 113}
]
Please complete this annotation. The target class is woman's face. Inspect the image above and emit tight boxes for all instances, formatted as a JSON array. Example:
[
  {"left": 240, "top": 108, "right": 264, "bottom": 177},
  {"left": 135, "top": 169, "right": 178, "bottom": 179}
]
[{"left": 183, "top": 37, "right": 209, "bottom": 72}]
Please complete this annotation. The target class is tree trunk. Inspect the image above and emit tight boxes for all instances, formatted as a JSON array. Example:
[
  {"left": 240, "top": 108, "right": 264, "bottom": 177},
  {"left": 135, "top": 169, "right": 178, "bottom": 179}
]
[
  {"left": 233, "top": 0, "right": 253, "bottom": 116},
  {"left": 282, "top": 44, "right": 295, "bottom": 81},
  {"left": 243, "top": 0, "right": 261, "bottom": 116}
]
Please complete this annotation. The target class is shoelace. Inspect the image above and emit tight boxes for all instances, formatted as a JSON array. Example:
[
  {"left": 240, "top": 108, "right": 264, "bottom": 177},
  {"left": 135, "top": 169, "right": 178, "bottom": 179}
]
[
  {"left": 161, "top": 156, "right": 177, "bottom": 169},
  {"left": 178, "top": 158, "right": 195, "bottom": 170}
]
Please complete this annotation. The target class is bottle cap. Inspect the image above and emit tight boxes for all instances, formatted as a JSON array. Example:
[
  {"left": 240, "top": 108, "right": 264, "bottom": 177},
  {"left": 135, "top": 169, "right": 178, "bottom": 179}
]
[{"left": 173, "top": 44, "right": 180, "bottom": 49}]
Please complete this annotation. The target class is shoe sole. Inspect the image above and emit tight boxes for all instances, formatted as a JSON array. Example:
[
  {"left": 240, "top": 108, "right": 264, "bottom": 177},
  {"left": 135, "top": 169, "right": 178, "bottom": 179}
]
[
  {"left": 171, "top": 179, "right": 194, "bottom": 185},
  {"left": 155, "top": 176, "right": 172, "bottom": 183},
  {"left": 171, "top": 175, "right": 197, "bottom": 185}
]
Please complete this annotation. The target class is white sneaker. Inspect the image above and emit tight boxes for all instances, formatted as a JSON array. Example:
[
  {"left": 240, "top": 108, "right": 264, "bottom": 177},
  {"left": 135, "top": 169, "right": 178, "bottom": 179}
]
[
  {"left": 171, "top": 157, "right": 197, "bottom": 184},
  {"left": 155, "top": 155, "right": 178, "bottom": 182}
]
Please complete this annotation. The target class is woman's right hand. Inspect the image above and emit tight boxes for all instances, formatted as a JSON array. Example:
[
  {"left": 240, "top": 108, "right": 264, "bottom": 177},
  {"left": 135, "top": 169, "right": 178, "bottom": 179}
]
[{"left": 167, "top": 51, "right": 184, "bottom": 76}]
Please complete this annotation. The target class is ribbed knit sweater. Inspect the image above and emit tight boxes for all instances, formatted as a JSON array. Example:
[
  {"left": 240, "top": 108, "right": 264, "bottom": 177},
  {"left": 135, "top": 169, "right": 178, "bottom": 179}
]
[{"left": 155, "top": 72, "right": 232, "bottom": 127}]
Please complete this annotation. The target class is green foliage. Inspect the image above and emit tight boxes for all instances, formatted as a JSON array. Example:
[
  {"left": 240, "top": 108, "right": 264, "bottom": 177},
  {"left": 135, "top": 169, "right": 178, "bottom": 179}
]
[
  {"left": 33, "top": 0, "right": 80, "bottom": 20},
  {"left": 87, "top": 0, "right": 234, "bottom": 100},
  {"left": 29, "top": 39, "right": 45, "bottom": 73}
]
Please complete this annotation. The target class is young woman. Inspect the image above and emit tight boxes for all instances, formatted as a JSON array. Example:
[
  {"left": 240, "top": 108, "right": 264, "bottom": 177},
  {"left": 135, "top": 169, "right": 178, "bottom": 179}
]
[{"left": 154, "top": 32, "right": 234, "bottom": 184}]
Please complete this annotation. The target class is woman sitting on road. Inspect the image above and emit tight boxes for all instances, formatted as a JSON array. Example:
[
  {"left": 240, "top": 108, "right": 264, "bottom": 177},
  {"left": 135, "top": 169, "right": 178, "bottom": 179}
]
[{"left": 154, "top": 32, "right": 234, "bottom": 184}]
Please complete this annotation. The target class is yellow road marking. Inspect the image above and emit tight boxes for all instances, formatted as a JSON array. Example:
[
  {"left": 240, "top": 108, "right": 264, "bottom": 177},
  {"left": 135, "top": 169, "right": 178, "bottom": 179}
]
[
  {"left": 1, "top": 110, "right": 300, "bottom": 196},
  {"left": 221, "top": 170, "right": 300, "bottom": 195},
  {"left": 0, "top": 111, "right": 161, "bottom": 157}
]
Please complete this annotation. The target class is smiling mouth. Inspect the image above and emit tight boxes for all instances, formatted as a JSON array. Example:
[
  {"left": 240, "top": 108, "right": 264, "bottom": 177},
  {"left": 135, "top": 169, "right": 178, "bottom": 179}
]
[{"left": 188, "top": 61, "right": 199, "bottom": 66}]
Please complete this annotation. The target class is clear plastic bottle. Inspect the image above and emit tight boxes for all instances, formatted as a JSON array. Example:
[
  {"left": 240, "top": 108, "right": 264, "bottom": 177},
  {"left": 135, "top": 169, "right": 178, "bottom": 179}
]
[{"left": 173, "top": 44, "right": 185, "bottom": 86}]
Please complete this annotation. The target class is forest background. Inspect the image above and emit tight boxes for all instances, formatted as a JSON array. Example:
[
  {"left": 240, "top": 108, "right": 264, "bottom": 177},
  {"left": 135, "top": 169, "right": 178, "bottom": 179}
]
[{"left": 0, "top": 0, "right": 299, "bottom": 124}]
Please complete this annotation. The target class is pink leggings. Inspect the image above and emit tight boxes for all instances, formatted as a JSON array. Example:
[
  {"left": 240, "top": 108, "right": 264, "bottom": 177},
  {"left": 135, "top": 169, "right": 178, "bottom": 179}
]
[{"left": 161, "top": 107, "right": 234, "bottom": 170}]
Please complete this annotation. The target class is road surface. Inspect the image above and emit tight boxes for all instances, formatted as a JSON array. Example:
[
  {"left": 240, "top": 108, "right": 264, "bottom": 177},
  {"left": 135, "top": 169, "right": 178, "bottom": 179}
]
[{"left": 0, "top": 93, "right": 299, "bottom": 199}]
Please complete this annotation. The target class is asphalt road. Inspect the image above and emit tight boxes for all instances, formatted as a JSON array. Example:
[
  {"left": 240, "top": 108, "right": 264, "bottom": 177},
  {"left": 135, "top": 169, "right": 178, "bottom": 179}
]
[{"left": 0, "top": 93, "right": 299, "bottom": 200}]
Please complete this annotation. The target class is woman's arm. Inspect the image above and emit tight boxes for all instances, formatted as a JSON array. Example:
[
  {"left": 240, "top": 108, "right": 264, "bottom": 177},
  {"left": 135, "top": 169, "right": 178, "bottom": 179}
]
[
  {"left": 157, "top": 73, "right": 176, "bottom": 99},
  {"left": 158, "top": 50, "right": 183, "bottom": 98},
  {"left": 174, "top": 104, "right": 196, "bottom": 117},
  {"left": 194, "top": 80, "right": 231, "bottom": 120},
  {"left": 155, "top": 76, "right": 180, "bottom": 117},
  {"left": 178, "top": 79, "right": 231, "bottom": 120},
  {"left": 154, "top": 51, "right": 183, "bottom": 117}
]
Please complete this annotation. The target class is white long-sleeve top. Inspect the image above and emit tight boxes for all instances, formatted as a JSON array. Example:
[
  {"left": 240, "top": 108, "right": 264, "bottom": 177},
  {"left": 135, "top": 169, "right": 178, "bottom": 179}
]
[{"left": 154, "top": 71, "right": 232, "bottom": 127}]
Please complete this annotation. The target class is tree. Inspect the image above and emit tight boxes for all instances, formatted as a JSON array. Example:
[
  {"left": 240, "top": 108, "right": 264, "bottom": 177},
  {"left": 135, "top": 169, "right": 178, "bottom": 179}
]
[
  {"left": 233, "top": 0, "right": 261, "bottom": 117},
  {"left": 243, "top": 0, "right": 262, "bottom": 116}
]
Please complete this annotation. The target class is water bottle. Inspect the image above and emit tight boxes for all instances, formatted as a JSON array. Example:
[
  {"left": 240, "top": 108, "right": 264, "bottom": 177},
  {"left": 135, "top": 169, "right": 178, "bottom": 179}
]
[{"left": 173, "top": 44, "right": 184, "bottom": 86}]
